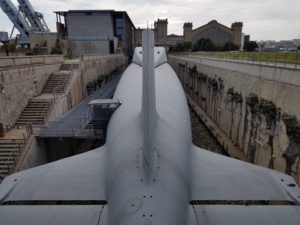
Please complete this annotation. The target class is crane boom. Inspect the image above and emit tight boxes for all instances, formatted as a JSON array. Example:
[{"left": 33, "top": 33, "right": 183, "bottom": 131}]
[
  {"left": 0, "top": 0, "right": 30, "bottom": 43},
  {"left": 17, "top": 0, "right": 50, "bottom": 32}
]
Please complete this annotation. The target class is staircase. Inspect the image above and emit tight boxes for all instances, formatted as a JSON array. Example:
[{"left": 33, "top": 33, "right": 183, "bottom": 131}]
[
  {"left": 60, "top": 63, "right": 79, "bottom": 71},
  {"left": 42, "top": 72, "right": 71, "bottom": 94},
  {"left": 16, "top": 99, "right": 52, "bottom": 126},
  {"left": 0, "top": 139, "right": 25, "bottom": 179},
  {"left": 15, "top": 63, "right": 77, "bottom": 127}
]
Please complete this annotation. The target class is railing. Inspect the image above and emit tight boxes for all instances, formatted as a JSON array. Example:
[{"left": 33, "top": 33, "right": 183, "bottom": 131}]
[
  {"left": 3, "top": 86, "right": 36, "bottom": 128},
  {"left": 40, "top": 119, "right": 96, "bottom": 138},
  {"left": 0, "top": 55, "right": 63, "bottom": 69},
  {"left": 171, "top": 52, "right": 300, "bottom": 69},
  {"left": 52, "top": 63, "right": 78, "bottom": 100},
  {"left": 0, "top": 135, "right": 29, "bottom": 181},
  {"left": 39, "top": 98, "right": 54, "bottom": 126},
  {"left": 79, "top": 108, "right": 92, "bottom": 129}
]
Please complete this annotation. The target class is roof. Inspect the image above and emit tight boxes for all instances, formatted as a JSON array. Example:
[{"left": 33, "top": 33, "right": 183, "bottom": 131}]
[
  {"left": 54, "top": 10, "right": 114, "bottom": 16},
  {"left": 167, "top": 34, "right": 183, "bottom": 38},
  {"left": 193, "top": 20, "right": 232, "bottom": 33}
]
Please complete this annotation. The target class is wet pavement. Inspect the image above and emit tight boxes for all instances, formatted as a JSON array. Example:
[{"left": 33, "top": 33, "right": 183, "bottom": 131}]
[{"left": 190, "top": 107, "right": 227, "bottom": 156}]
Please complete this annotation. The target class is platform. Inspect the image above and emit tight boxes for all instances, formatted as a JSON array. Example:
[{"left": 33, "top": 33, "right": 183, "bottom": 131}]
[{"left": 38, "top": 74, "right": 122, "bottom": 139}]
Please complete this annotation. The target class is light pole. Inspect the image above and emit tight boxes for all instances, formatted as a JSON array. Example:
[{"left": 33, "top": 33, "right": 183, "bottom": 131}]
[{"left": 33, "top": 77, "right": 38, "bottom": 96}]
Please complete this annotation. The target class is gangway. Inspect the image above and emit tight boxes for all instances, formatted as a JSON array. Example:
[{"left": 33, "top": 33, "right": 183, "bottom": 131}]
[{"left": 38, "top": 74, "right": 122, "bottom": 139}]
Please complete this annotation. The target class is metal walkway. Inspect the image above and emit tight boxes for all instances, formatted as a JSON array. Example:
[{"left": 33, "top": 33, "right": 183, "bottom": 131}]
[{"left": 38, "top": 74, "right": 122, "bottom": 139}]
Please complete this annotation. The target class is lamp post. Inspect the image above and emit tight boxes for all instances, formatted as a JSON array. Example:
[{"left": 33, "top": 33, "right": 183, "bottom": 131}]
[
  {"left": 33, "top": 77, "right": 38, "bottom": 96},
  {"left": 0, "top": 84, "right": 5, "bottom": 94},
  {"left": 0, "top": 84, "right": 5, "bottom": 137}
]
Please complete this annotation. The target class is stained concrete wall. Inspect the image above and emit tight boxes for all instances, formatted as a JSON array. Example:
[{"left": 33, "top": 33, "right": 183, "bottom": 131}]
[
  {"left": 16, "top": 137, "right": 48, "bottom": 171},
  {"left": 47, "top": 54, "right": 127, "bottom": 123},
  {"left": 16, "top": 53, "right": 127, "bottom": 170},
  {"left": 81, "top": 54, "right": 127, "bottom": 90},
  {"left": 46, "top": 70, "right": 84, "bottom": 123},
  {"left": 0, "top": 55, "right": 63, "bottom": 127},
  {"left": 169, "top": 54, "right": 300, "bottom": 184}
]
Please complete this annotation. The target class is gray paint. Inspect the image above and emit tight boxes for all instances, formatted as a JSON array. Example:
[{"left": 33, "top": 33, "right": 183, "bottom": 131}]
[
  {"left": 142, "top": 29, "right": 156, "bottom": 170},
  {"left": 0, "top": 147, "right": 107, "bottom": 202},
  {"left": 0, "top": 205, "right": 105, "bottom": 225},
  {"left": 67, "top": 12, "right": 114, "bottom": 40},
  {"left": 0, "top": 30, "right": 300, "bottom": 224},
  {"left": 193, "top": 205, "right": 300, "bottom": 225}
]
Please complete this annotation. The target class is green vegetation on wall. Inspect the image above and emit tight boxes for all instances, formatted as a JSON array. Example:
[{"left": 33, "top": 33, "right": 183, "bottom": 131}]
[
  {"left": 51, "top": 39, "right": 63, "bottom": 55},
  {"left": 227, "top": 87, "right": 242, "bottom": 103},
  {"left": 282, "top": 113, "right": 300, "bottom": 144}
]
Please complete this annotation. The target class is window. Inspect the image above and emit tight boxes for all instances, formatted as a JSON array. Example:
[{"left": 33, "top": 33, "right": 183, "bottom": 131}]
[{"left": 115, "top": 18, "right": 123, "bottom": 40}]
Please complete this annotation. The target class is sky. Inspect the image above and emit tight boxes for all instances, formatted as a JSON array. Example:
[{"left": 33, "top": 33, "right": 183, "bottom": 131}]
[{"left": 0, "top": 0, "right": 300, "bottom": 41}]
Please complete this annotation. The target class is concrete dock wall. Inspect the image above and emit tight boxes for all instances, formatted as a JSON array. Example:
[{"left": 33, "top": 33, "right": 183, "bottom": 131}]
[
  {"left": 47, "top": 54, "right": 127, "bottom": 123},
  {"left": 169, "top": 54, "right": 300, "bottom": 183},
  {"left": 81, "top": 53, "right": 127, "bottom": 91},
  {"left": 0, "top": 55, "right": 63, "bottom": 127}
]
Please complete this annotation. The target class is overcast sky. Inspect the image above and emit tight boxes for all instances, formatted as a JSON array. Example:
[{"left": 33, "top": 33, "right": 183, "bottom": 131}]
[{"left": 1, "top": 0, "right": 299, "bottom": 41}]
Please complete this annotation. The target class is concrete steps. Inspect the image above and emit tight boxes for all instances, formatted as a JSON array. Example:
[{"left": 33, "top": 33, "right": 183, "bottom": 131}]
[
  {"left": 42, "top": 73, "right": 71, "bottom": 94},
  {"left": 16, "top": 100, "right": 52, "bottom": 126},
  {"left": 60, "top": 63, "right": 79, "bottom": 71},
  {"left": 0, "top": 139, "right": 25, "bottom": 178}
]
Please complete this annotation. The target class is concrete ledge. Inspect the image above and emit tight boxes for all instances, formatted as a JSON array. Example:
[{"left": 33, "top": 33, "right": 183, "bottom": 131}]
[
  {"left": 187, "top": 93, "right": 248, "bottom": 161},
  {"left": 83, "top": 53, "right": 124, "bottom": 62},
  {"left": 169, "top": 55, "right": 300, "bottom": 87},
  {"left": 0, "top": 55, "right": 63, "bottom": 69}
]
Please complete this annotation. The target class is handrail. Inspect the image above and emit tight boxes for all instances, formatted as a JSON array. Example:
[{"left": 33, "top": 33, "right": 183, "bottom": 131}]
[
  {"left": 52, "top": 63, "right": 77, "bottom": 100},
  {"left": 5, "top": 86, "right": 37, "bottom": 128},
  {"left": 169, "top": 52, "right": 300, "bottom": 69},
  {"left": 38, "top": 98, "right": 54, "bottom": 126},
  {"left": 1, "top": 136, "right": 29, "bottom": 179},
  {"left": 43, "top": 63, "right": 77, "bottom": 124}
]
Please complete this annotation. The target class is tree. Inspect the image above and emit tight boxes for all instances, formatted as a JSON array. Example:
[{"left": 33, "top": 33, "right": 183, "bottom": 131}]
[
  {"left": 174, "top": 43, "right": 185, "bottom": 52},
  {"left": 1, "top": 42, "right": 10, "bottom": 56},
  {"left": 51, "top": 39, "right": 63, "bottom": 54},
  {"left": 192, "top": 38, "right": 216, "bottom": 52},
  {"left": 11, "top": 37, "right": 18, "bottom": 56},
  {"left": 1, "top": 37, "right": 19, "bottom": 56},
  {"left": 32, "top": 44, "right": 41, "bottom": 55},
  {"left": 244, "top": 41, "right": 258, "bottom": 52},
  {"left": 183, "top": 42, "right": 192, "bottom": 51},
  {"left": 66, "top": 41, "right": 76, "bottom": 58},
  {"left": 222, "top": 41, "right": 239, "bottom": 51},
  {"left": 297, "top": 45, "right": 300, "bottom": 51}
]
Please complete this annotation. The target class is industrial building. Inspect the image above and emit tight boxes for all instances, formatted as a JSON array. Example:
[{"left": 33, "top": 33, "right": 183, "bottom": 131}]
[
  {"left": 136, "top": 19, "right": 243, "bottom": 50},
  {"left": 55, "top": 10, "right": 136, "bottom": 56},
  {"left": 0, "top": 31, "right": 8, "bottom": 42},
  {"left": 135, "top": 19, "right": 168, "bottom": 47},
  {"left": 183, "top": 20, "right": 243, "bottom": 48}
]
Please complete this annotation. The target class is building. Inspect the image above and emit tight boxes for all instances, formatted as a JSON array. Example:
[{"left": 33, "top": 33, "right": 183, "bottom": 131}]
[
  {"left": 258, "top": 40, "right": 299, "bottom": 52},
  {"left": 55, "top": 10, "right": 136, "bottom": 56},
  {"left": 134, "top": 18, "right": 168, "bottom": 47},
  {"left": 240, "top": 34, "right": 251, "bottom": 51},
  {"left": 134, "top": 28, "right": 145, "bottom": 46},
  {"left": 244, "top": 35, "right": 250, "bottom": 43},
  {"left": 293, "top": 39, "right": 300, "bottom": 47},
  {"left": 183, "top": 20, "right": 243, "bottom": 48},
  {"left": 166, "top": 34, "right": 184, "bottom": 48},
  {"left": 0, "top": 32, "right": 8, "bottom": 43},
  {"left": 135, "top": 19, "right": 243, "bottom": 50},
  {"left": 154, "top": 19, "right": 168, "bottom": 46}
]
